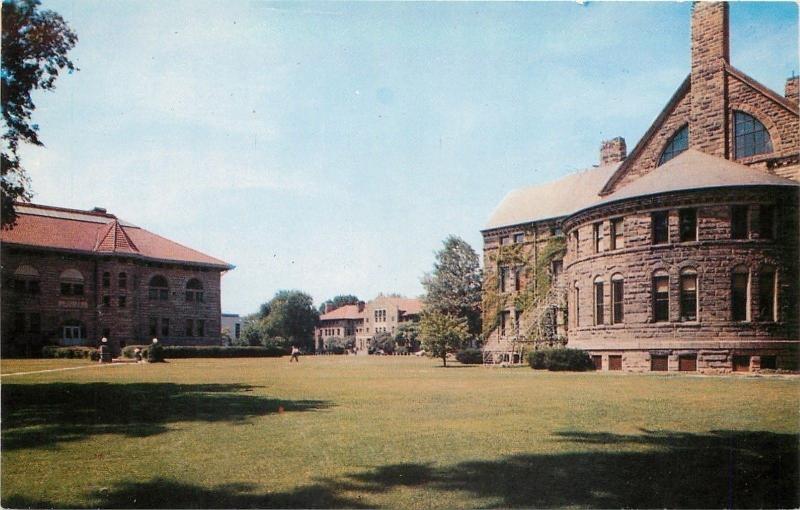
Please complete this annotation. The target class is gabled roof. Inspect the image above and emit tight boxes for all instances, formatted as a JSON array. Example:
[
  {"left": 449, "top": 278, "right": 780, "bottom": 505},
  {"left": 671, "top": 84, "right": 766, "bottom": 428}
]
[
  {"left": 580, "top": 149, "right": 798, "bottom": 214},
  {"left": 484, "top": 163, "right": 620, "bottom": 231},
  {"left": 3, "top": 203, "right": 234, "bottom": 269},
  {"left": 396, "top": 298, "right": 422, "bottom": 316},
  {"left": 726, "top": 64, "right": 799, "bottom": 115},
  {"left": 319, "top": 304, "right": 364, "bottom": 321}
]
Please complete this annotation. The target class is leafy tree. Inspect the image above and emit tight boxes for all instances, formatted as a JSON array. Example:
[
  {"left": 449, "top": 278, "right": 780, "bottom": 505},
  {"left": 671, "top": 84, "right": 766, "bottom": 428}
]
[
  {"left": 258, "top": 290, "right": 319, "bottom": 351},
  {"left": 239, "top": 319, "right": 266, "bottom": 346},
  {"left": 2, "top": 0, "right": 77, "bottom": 228},
  {"left": 318, "top": 294, "right": 360, "bottom": 314},
  {"left": 419, "top": 310, "right": 469, "bottom": 367},
  {"left": 370, "top": 331, "right": 395, "bottom": 354},
  {"left": 394, "top": 322, "right": 421, "bottom": 352},
  {"left": 421, "top": 236, "right": 483, "bottom": 337}
]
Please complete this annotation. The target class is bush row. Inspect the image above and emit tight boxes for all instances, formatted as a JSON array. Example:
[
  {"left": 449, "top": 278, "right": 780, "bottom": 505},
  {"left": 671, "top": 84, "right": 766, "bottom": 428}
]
[
  {"left": 42, "top": 346, "right": 100, "bottom": 361},
  {"left": 528, "top": 348, "right": 594, "bottom": 371},
  {"left": 121, "top": 345, "right": 287, "bottom": 359},
  {"left": 455, "top": 348, "right": 484, "bottom": 364}
]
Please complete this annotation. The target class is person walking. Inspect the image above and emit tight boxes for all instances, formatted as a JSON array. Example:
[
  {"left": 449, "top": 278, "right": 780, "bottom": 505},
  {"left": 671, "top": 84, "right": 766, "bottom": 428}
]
[{"left": 290, "top": 346, "right": 300, "bottom": 362}]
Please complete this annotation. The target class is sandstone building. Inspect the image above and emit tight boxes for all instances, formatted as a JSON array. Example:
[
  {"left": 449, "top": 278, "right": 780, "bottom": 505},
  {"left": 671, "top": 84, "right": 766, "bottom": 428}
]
[
  {"left": 482, "top": 3, "right": 799, "bottom": 373},
  {"left": 2, "top": 203, "right": 234, "bottom": 355}
]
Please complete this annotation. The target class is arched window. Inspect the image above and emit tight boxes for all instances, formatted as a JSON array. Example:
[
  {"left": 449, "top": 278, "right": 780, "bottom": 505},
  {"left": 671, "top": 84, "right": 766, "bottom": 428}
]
[
  {"left": 652, "top": 270, "right": 670, "bottom": 322},
  {"left": 148, "top": 275, "right": 169, "bottom": 300},
  {"left": 611, "top": 274, "right": 624, "bottom": 324},
  {"left": 679, "top": 268, "right": 698, "bottom": 321},
  {"left": 658, "top": 125, "right": 688, "bottom": 165},
  {"left": 734, "top": 111, "right": 773, "bottom": 159},
  {"left": 186, "top": 278, "right": 204, "bottom": 303},
  {"left": 60, "top": 269, "right": 85, "bottom": 296},
  {"left": 14, "top": 265, "right": 40, "bottom": 294},
  {"left": 102, "top": 271, "right": 111, "bottom": 288},
  {"left": 593, "top": 276, "right": 604, "bottom": 326},
  {"left": 731, "top": 265, "right": 750, "bottom": 322},
  {"left": 118, "top": 272, "right": 127, "bottom": 289},
  {"left": 757, "top": 265, "right": 777, "bottom": 322},
  {"left": 574, "top": 282, "right": 581, "bottom": 328}
]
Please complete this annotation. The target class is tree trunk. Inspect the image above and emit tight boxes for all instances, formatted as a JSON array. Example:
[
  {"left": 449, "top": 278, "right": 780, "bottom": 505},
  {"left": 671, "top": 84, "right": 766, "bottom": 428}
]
[{"left": 442, "top": 352, "right": 447, "bottom": 367}]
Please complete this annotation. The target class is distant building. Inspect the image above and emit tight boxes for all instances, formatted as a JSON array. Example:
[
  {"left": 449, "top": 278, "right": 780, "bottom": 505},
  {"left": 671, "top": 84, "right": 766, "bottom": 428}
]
[
  {"left": 221, "top": 313, "right": 243, "bottom": 343},
  {"left": 315, "top": 302, "right": 364, "bottom": 351},
  {"left": 2, "top": 203, "right": 234, "bottom": 355}
]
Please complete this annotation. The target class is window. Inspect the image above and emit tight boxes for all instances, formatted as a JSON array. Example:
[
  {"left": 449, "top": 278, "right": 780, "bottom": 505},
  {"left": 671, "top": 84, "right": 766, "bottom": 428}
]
[
  {"left": 608, "top": 355, "right": 622, "bottom": 371},
  {"left": 514, "top": 233, "right": 524, "bottom": 244},
  {"left": 14, "top": 265, "right": 40, "bottom": 295},
  {"left": 731, "top": 266, "right": 749, "bottom": 322},
  {"left": 29, "top": 313, "right": 41, "bottom": 334},
  {"left": 679, "top": 354, "right": 697, "bottom": 372},
  {"left": 550, "top": 226, "right": 563, "bottom": 237},
  {"left": 514, "top": 310, "right": 521, "bottom": 336},
  {"left": 611, "top": 275, "right": 624, "bottom": 324},
  {"left": 653, "top": 270, "right": 670, "bottom": 322},
  {"left": 573, "top": 230, "right": 581, "bottom": 257},
  {"left": 14, "top": 313, "right": 25, "bottom": 334},
  {"left": 149, "top": 318, "right": 158, "bottom": 337},
  {"left": 758, "top": 266, "right": 776, "bottom": 322},
  {"left": 186, "top": 278, "right": 204, "bottom": 302},
  {"left": 102, "top": 272, "right": 111, "bottom": 288},
  {"left": 652, "top": 211, "right": 669, "bottom": 244},
  {"left": 514, "top": 267, "right": 521, "bottom": 292},
  {"left": 734, "top": 111, "right": 772, "bottom": 159},
  {"left": 500, "top": 311, "right": 510, "bottom": 336},
  {"left": 500, "top": 236, "right": 511, "bottom": 246},
  {"left": 733, "top": 355, "right": 751, "bottom": 372},
  {"left": 197, "top": 320, "right": 205, "bottom": 337},
  {"left": 731, "top": 205, "right": 749, "bottom": 239},
  {"left": 610, "top": 218, "right": 624, "bottom": 250},
  {"left": 234, "top": 323, "right": 241, "bottom": 339},
  {"left": 551, "top": 260, "right": 562, "bottom": 279},
  {"left": 499, "top": 266, "right": 508, "bottom": 293},
  {"left": 574, "top": 284, "right": 580, "bottom": 328},
  {"left": 679, "top": 208, "right": 697, "bottom": 242},
  {"left": 591, "top": 355, "right": 602, "bottom": 370},
  {"left": 59, "top": 269, "right": 85, "bottom": 296},
  {"left": 62, "top": 323, "right": 85, "bottom": 340},
  {"left": 658, "top": 125, "right": 688, "bottom": 165},
  {"left": 102, "top": 295, "right": 111, "bottom": 307},
  {"left": 119, "top": 272, "right": 127, "bottom": 289},
  {"left": 593, "top": 277, "right": 604, "bottom": 326},
  {"left": 650, "top": 355, "right": 668, "bottom": 372},
  {"left": 119, "top": 296, "right": 127, "bottom": 308},
  {"left": 161, "top": 318, "right": 170, "bottom": 337},
  {"left": 679, "top": 268, "right": 698, "bottom": 321},
  {"left": 760, "top": 356, "right": 777, "bottom": 370},
  {"left": 758, "top": 204, "right": 774, "bottom": 240},
  {"left": 375, "top": 309, "right": 386, "bottom": 322},
  {"left": 593, "top": 222, "right": 604, "bottom": 253},
  {"left": 148, "top": 275, "right": 169, "bottom": 300}
]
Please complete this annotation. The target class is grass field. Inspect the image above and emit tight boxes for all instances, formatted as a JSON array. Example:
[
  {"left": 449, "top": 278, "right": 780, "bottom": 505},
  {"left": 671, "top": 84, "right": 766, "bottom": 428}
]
[{"left": 2, "top": 356, "right": 798, "bottom": 509}]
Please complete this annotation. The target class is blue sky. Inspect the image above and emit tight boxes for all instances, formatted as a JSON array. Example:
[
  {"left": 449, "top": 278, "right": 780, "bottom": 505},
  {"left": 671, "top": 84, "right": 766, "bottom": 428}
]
[{"left": 24, "top": 1, "right": 798, "bottom": 314}]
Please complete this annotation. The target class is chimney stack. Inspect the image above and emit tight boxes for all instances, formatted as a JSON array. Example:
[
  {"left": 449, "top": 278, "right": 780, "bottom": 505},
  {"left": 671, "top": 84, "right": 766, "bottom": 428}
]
[
  {"left": 690, "top": 2, "right": 729, "bottom": 158},
  {"left": 785, "top": 76, "right": 799, "bottom": 106},
  {"left": 324, "top": 303, "right": 333, "bottom": 313},
  {"left": 600, "top": 137, "right": 627, "bottom": 165}
]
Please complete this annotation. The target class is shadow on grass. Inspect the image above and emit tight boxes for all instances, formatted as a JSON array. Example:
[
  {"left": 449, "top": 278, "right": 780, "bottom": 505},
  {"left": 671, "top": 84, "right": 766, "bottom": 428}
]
[
  {"left": 1, "top": 382, "right": 331, "bottom": 451},
  {"left": 4, "top": 429, "right": 796, "bottom": 508}
]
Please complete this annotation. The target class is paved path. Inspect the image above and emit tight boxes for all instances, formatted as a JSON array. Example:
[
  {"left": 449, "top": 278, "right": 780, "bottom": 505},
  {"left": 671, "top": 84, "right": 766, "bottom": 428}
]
[{"left": 1, "top": 363, "right": 125, "bottom": 377}]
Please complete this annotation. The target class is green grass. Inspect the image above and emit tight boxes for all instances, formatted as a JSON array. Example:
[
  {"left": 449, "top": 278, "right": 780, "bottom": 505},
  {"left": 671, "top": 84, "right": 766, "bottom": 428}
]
[{"left": 2, "top": 356, "right": 798, "bottom": 509}]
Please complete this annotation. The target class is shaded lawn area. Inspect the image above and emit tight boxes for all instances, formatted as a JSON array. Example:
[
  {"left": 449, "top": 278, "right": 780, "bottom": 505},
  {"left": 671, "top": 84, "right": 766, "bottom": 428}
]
[
  {"left": 1, "top": 358, "right": 100, "bottom": 375},
  {"left": 2, "top": 357, "right": 798, "bottom": 509}
]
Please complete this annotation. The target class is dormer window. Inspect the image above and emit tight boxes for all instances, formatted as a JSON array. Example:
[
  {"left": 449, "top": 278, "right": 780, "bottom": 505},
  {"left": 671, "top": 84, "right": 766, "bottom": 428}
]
[
  {"left": 658, "top": 125, "right": 688, "bottom": 166},
  {"left": 734, "top": 112, "right": 772, "bottom": 159}
]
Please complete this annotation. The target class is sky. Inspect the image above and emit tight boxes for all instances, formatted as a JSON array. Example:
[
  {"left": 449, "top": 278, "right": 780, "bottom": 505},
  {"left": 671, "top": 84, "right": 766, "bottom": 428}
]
[{"left": 22, "top": 1, "right": 799, "bottom": 315}]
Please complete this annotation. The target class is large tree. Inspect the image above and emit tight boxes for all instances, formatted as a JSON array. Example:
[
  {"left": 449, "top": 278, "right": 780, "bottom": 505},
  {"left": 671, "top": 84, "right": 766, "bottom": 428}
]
[
  {"left": 2, "top": 0, "right": 78, "bottom": 228},
  {"left": 419, "top": 310, "right": 470, "bottom": 367},
  {"left": 318, "top": 294, "right": 360, "bottom": 314},
  {"left": 421, "top": 236, "right": 483, "bottom": 337},
  {"left": 257, "top": 290, "right": 319, "bottom": 351}
]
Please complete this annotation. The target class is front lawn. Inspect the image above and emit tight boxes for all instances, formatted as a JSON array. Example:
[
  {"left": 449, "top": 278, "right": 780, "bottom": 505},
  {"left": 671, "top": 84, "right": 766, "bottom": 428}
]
[{"left": 2, "top": 356, "right": 797, "bottom": 508}]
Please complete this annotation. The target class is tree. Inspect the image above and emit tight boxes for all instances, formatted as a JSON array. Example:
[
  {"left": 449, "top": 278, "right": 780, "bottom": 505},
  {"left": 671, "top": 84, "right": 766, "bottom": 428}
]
[
  {"left": 318, "top": 294, "right": 360, "bottom": 314},
  {"left": 421, "top": 236, "right": 483, "bottom": 337},
  {"left": 394, "top": 322, "right": 421, "bottom": 352},
  {"left": 370, "top": 331, "right": 395, "bottom": 354},
  {"left": 419, "top": 310, "right": 469, "bottom": 367},
  {"left": 2, "top": 0, "right": 77, "bottom": 228},
  {"left": 258, "top": 290, "right": 319, "bottom": 352}
]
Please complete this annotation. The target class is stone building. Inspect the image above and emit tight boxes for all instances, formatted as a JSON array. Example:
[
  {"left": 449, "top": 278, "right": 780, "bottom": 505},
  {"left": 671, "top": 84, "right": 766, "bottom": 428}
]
[
  {"left": 221, "top": 313, "right": 243, "bottom": 343},
  {"left": 1, "top": 203, "right": 234, "bottom": 355},
  {"left": 315, "top": 302, "right": 364, "bottom": 351},
  {"left": 482, "top": 2, "right": 799, "bottom": 373}
]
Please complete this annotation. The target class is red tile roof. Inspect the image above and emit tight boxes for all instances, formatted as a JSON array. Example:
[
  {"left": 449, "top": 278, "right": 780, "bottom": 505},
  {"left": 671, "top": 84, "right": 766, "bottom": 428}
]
[
  {"left": 319, "top": 304, "right": 364, "bottom": 321},
  {"left": 3, "top": 203, "right": 233, "bottom": 269}
]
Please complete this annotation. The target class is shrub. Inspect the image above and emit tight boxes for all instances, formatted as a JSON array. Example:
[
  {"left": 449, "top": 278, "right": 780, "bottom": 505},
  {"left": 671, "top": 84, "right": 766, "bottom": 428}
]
[
  {"left": 456, "top": 348, "right": 484, "bottom": 364},
  {"left": 161, "top": 346, "right": 287, "bottom": 358},
  {"left": 41, "top": 346, "right": 99, "bottom": 360},
  {"left": 122, "top": 345, "right": 149, "bottom": 359},
  {"left": 147, "top": 342, "right": 165, "bottom": 362},
  {"left": 528, "top": 348, "right": 594, "bottom": 371}
]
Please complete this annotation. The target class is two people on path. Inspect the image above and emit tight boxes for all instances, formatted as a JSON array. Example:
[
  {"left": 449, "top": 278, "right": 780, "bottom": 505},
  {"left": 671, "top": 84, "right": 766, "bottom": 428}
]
[{"left": 290, "top": 346, "right": 301, "bottom": 362}]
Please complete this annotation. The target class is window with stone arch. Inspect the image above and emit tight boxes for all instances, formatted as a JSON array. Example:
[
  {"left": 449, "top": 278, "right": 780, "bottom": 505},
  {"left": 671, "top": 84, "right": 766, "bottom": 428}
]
[
  {"left": 734, "top": 111, "right": 773, "bottom": 159},
  {"left": 573, "top": 282, "right": 581, "bottom": 328},
  {"left": 60, "top": 269, "right": 85, "bottom": 297},
  {"left": 611, "top": 274, "right": 624, "bottom": 324},
  {"left": 757, "top": 265, "right": 777, "bottom": 322},
  {"left": 731, "top": 265, "right": 750, "bottom": 322},
  {"left": 679, "top": 267, "right": 698, "bottom": 322},
  {"left": 658, "top": 125, "right": 688, "bottom": 165},
  {"left": 148, "top": 275, "right": 169, "bottom": 300},
  {"left": 593, "top": 276, "right": 604, "bottom": 326},
  {"left": 14, "top": 264, "right": 40, "bottom": 295},
  {"left": 186, "top": 278, "right": 204, "bottom": 303},
  {"left": 652, "top": 269, "right": 670, "bottom": 322}
]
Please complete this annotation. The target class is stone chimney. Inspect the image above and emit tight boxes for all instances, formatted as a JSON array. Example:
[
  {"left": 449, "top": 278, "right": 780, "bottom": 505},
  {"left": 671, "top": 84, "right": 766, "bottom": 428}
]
[
  {"left": 785, "top": 76, "right": 799, "bottom": 105},
  {"left": 600, "top": 137, "right": 627, "bottom": 165},
  {"left": 357, "top": 301, "right": 366, "bottom": 312},
  {"left": 324, "top": 303, "right": 333, "bottom": 313},
  {"left": 690, "top": 1, "right": 729, "bottom": 158}
]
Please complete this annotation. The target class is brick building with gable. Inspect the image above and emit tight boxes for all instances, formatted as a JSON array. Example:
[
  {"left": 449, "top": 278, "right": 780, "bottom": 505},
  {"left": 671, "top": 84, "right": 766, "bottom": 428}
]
[
  {"left": 482, "top": 3, "right": 799, "bottom": 373},
  {"left": 2, "top": 203, "right": 234, "bottom": 355}
]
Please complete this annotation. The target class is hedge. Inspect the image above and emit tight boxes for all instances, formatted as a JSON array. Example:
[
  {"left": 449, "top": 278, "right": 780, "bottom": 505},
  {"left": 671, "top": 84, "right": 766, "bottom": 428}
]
[
  {"left": 42, "top": 346, "right": 100, "bottom": 361},
  {"left": 528, "top": 348, "right": 594, "bottom": 371},
  {"left": 123, "top": 345, "right": 287, "bottom": 359},
  {"left": 456, "top": 348, "right": 484, "bottom": 364}
]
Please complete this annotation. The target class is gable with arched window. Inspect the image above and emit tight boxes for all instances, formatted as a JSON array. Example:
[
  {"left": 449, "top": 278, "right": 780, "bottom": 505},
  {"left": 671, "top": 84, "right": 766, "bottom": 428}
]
[
  {"left": 658, "top": 125, "right": 688, "bottom": 165},
  {"left": 148, "top": 275, "right": 169, "bottom": 300},
  {"left": 734, "top": 111, "right": 772, "bottom": 159},
  {"left": 14, "top": 265, "right": 40, "bottom": 295},
  {"left": 60, "top": 269, "right": 85, "bottom": 296},
  {"left": 186, "top": 278, "right": 204, "bottom": 303}
]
